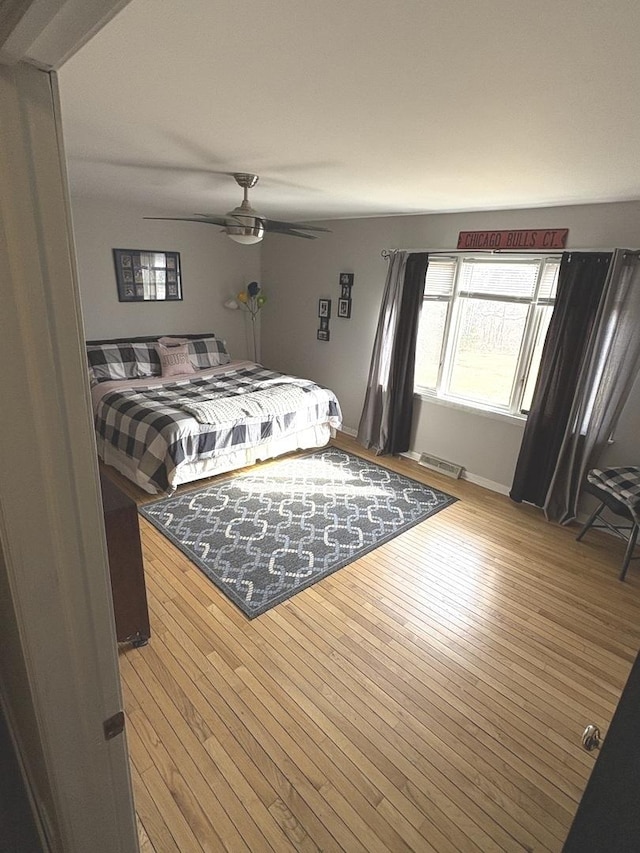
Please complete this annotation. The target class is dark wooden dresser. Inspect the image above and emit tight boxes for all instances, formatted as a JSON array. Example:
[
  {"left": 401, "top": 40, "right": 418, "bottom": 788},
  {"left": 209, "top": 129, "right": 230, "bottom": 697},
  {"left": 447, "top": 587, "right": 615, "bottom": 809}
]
[{"left": 100, "top": 472, "right": 150, "bottom": 646}]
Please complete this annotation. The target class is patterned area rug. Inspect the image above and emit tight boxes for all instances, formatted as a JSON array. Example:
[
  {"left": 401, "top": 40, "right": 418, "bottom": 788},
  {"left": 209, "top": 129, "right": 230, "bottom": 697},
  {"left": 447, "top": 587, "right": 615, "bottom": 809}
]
[{"left": 140, "top": 447, "right": 456, "bottom": 618}]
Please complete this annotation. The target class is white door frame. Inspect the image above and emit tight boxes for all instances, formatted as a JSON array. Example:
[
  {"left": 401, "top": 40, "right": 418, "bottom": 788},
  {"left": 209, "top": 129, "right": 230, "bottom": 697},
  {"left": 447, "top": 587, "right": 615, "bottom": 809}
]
[
  {"left": 0, "top": 0, "right": 131, "bottom": 68},
  {"left": 0, "top": 60, "right": 138, "bottom": 852}
]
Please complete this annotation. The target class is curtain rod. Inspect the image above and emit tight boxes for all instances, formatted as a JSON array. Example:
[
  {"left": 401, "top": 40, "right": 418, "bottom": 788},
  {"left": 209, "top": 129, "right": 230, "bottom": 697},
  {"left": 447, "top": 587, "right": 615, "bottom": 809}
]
[{"left": 381, "top": 247, "right": 640, "bottom": 259}]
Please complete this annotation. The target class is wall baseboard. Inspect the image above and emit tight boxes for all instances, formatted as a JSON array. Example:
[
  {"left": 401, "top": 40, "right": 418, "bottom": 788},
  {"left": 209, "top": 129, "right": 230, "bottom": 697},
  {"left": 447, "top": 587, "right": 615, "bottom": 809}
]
[
  {"left": 336, "top": 439, "right": 601, "bottom": 519},
  {"left": 461, "top": 472, "right": 511, "bottom": 496},
  {"left": 336, "top": 430, "right": 512, "bottom": 496},
  {"left": 400, "top": 449, "right": 510, "bottom": 495}
]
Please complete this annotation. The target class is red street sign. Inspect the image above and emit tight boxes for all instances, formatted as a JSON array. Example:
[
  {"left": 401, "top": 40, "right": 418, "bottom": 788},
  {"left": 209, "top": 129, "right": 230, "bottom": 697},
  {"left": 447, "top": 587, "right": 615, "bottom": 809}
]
[{"left": 457, "top": 229, "right": 569, "bottom": 250}]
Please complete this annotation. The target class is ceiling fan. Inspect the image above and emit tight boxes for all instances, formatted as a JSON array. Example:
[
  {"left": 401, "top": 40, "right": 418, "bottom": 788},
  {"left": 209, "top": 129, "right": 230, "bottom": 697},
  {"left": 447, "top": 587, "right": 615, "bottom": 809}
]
[{"left": 144, "top": 172, "right": 330, "bottom": 244}]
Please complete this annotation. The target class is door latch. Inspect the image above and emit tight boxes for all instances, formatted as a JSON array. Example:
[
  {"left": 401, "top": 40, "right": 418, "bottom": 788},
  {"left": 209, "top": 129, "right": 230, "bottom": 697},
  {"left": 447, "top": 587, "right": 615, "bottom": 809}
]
[{"left": 103, "top": 711, "right": 125, "bottom": 741}]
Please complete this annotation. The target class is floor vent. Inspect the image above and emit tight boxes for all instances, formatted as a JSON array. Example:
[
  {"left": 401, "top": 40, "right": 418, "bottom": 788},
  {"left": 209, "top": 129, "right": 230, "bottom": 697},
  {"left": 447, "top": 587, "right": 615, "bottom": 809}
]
[{"left": 418, "top": 453, "right": 464, "bottom": 479}]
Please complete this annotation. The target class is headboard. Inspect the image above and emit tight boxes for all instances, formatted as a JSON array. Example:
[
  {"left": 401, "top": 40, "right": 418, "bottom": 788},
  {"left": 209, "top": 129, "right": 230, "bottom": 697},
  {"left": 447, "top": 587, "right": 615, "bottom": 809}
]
[{"left": 85, "top": 332, "right": 215, "bottom": 345}]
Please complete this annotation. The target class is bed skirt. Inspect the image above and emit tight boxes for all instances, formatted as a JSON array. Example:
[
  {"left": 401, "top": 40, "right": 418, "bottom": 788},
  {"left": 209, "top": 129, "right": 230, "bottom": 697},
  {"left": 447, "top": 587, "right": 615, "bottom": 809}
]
[{"left": 96, "top": 423, "right": 335, "bottom": 494}]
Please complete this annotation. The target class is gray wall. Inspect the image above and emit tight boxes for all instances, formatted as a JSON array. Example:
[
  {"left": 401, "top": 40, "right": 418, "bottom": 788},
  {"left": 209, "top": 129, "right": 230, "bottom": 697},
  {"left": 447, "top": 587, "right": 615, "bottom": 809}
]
[
  {"left": 71, "top": 197, "right": 260, "bottom": 359},
  {"left": 71, "top": 196, "right": 639, "bottom": 490},
  {"left": 261, "top": 201, "right": 640, "bottom": 490}
]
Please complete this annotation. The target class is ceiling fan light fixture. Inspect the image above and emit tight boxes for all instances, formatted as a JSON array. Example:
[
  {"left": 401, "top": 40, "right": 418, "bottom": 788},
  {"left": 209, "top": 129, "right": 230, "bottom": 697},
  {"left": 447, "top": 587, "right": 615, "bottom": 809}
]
[
  {"left": 224, "top": 206, "right": 265, "bottom": 244},
  {"left": 226, "top": 228, "right": 264, "bottom": 245}
]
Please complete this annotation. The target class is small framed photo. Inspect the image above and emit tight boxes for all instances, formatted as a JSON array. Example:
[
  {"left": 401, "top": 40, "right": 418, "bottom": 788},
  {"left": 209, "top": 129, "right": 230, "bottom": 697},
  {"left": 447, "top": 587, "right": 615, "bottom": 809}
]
[
  {"left": 337, "top": 297, "right": 352, "bottom": 319},
  {"left": 318, "top": 298, "right": 331, "bottom": 318},
  {"left": 317, "top": 329, "right": 330, "bottom": 341},
  {"left": 339, "top": 272, "right": 354, "bottom": 287},
  {"left": 341, "top": 283, "right": 352, "bottom": 299},
  {"left": 319, "top": 316, "right": 329, "bottom": 331}
]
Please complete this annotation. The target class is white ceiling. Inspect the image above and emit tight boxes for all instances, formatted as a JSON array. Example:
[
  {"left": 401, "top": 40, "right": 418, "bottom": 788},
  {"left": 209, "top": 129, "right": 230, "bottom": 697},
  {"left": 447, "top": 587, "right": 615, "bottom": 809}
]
[{"left": 57, "top": 0, "right": 640, "bottom": 223}]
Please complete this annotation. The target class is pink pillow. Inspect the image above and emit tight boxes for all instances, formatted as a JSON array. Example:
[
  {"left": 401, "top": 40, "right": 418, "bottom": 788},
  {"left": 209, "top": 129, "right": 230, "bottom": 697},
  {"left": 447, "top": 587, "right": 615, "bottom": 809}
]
[{"left": 156, "top": 342, "right": 196, "bottom": 377}]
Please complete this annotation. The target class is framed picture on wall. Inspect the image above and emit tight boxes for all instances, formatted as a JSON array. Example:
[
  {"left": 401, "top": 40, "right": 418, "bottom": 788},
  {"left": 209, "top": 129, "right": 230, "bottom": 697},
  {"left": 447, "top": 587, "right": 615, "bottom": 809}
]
[
  {"left": 113, "top": 249, "right": 182, "bottom": 302},
  {"left": 318, "top": 298, "right": 331, "bottom": 318},
  {"left": 337, "top": 298, "right": 352, "bottom": 318}
]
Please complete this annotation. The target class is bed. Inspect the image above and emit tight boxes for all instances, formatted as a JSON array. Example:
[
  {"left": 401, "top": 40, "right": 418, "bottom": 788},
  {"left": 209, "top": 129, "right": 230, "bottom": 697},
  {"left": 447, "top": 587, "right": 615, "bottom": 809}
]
[{"left": 87, "top": 333, "right": 342, "bottom": 494}]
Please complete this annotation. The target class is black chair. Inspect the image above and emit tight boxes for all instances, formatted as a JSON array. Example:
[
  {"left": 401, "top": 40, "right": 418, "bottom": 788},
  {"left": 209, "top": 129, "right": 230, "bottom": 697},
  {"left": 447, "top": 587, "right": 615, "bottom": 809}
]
[{"left": 576, "top": 467, "right": 640, "bottom": 581}]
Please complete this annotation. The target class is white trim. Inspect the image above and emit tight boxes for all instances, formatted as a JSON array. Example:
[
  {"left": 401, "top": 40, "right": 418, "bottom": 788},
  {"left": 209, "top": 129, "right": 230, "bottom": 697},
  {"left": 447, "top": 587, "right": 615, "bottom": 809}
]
[
  {"left": 415, "top": 391, "right": 527, "bottom": 427},
  {"left": 400, "top": 450, "right": 510, "bottom": 495},
  {"left": 0, "top": 62, "right": 137, "bottom": 853},
  {"left": 0, "top": 0, "right": 131, "bottom": 69},
  {"left": 461, "top": 471, "right": 511, "bottom": 495},
  {"left": 339, "top": 428, "right": 511, "bottom": 494},
  {"left": 339, "top": 425, "right": 358, "bottom": 437}
]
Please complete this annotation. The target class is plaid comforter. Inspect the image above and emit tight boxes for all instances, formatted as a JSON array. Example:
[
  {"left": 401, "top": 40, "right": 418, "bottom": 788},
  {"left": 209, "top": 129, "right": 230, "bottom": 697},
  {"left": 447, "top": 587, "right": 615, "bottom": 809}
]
[{"left": 95, "top": 365, "right": 342, "bottom": 492}]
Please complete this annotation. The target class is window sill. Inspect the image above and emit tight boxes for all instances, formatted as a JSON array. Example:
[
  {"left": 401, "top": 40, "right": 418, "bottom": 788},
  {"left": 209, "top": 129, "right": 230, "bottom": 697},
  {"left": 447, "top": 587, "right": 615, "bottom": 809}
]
[{"left": 414, "top": 390, "right": 528, "bottom": 427}]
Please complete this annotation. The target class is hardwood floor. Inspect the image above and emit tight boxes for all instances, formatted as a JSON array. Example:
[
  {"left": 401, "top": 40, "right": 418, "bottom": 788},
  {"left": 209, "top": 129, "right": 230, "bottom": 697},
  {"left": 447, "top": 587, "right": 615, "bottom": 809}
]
[{"left": 113, "top": 433, "right": 640, "bottom": 852}]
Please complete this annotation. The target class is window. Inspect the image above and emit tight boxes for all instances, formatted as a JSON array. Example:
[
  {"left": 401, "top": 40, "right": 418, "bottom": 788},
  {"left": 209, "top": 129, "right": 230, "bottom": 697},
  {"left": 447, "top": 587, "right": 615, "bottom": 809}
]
[{"left": 415, "top": 254, "right": 560, "bottom": 416}]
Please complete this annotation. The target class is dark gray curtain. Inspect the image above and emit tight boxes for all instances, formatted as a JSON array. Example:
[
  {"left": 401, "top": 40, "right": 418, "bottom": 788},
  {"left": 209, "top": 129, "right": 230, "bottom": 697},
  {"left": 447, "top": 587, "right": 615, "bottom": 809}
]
[
  {"left": 510, "top": 252, "right": 612, "bottom": 507},
  {"left": 357, "top": 251, "right": 429, "bottom": 454},
  {"left": 545, "top": 250, "right": 640, "bottom": 522}
]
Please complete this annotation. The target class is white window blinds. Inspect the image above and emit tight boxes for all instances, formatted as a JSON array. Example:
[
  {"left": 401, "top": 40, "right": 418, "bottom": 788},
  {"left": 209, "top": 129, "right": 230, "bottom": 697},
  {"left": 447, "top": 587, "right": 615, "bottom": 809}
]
[
  {"left": 458, "top": 260, "right": 541, "bottom": 300},
  {"left": 424, "top": 258, "right": 456, "bottom": 299}
]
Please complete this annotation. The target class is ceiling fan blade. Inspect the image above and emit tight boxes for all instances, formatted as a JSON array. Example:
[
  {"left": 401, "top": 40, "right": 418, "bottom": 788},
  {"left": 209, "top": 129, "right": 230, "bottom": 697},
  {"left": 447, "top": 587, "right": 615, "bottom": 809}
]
[
  {"left": 144, "top": 170, "right": 331, "bottom": 241},
  {"left": 265, "top": 218, "right": 331, "bottom": 233},
  {"left": 144, "top": 214, "right": 230, "bottom": 227},
  {"left": 267, "top": 227, "right": 318, "bottom": 239},
  {"left": 285, "top": 231, "right": 319, "bottom": 240}
]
